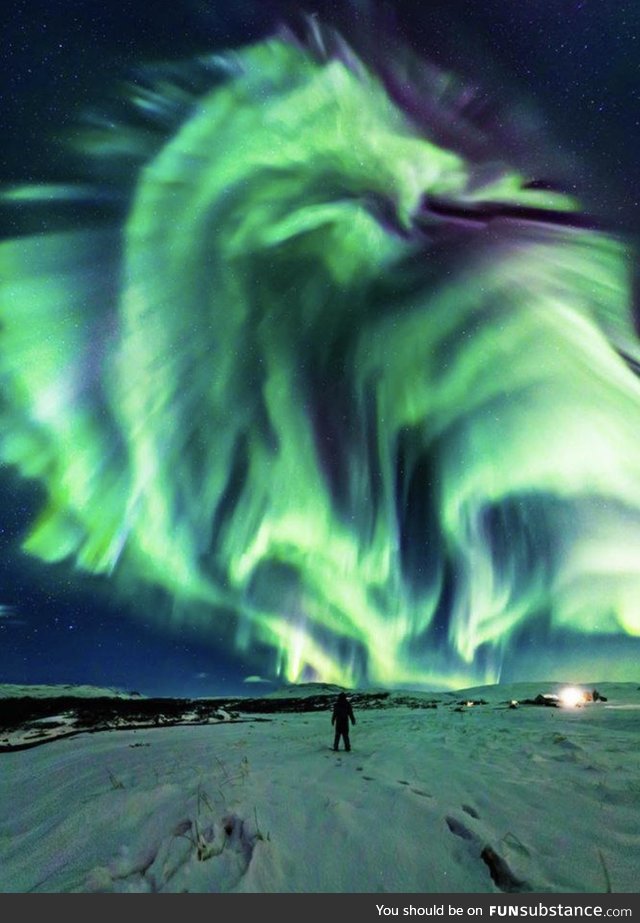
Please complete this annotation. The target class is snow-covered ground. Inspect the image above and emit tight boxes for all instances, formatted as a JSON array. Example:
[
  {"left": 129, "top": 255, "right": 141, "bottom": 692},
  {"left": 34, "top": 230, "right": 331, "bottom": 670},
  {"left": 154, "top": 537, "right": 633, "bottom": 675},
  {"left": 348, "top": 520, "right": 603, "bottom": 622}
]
[
  {"left": 1, "top": 682, "right": 638, "bottom": 893},
  {"left": 0, "top": 684, "right": 140, "bottom": 699}
]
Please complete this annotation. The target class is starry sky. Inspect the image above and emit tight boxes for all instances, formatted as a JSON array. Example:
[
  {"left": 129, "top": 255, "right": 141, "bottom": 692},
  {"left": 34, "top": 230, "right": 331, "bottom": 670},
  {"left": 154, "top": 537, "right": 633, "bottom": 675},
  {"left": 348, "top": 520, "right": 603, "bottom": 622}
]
[{"left": 0, "top": 0, "right": 638, "bottom": 697}]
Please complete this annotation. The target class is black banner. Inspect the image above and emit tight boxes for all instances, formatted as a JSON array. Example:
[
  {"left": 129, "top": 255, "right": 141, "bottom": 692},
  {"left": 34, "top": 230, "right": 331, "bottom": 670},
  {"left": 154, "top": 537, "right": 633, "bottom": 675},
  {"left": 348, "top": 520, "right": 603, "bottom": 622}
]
[{"left": 0, "top": 893, "right": 638, "bottom": 922}]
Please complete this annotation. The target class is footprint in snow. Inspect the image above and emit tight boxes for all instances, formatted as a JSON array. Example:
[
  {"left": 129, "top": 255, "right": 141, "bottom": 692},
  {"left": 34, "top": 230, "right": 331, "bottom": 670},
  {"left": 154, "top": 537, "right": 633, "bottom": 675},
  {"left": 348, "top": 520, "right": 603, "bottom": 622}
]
[
  {"left": 445, "top": 815, "right": 475, "bottom": 840},
  {"left": 444, "top": 815, "right": 532, "bottom": 894},
  {"left": 481, "top": 845, "right": 531, "bottom": 894}
]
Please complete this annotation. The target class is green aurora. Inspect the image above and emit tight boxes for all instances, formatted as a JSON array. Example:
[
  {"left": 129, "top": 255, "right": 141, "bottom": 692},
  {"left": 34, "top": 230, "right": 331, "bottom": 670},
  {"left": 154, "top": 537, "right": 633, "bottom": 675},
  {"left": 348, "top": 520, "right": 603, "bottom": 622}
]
[{"left": 1, "top": 35, "right": 639, "bottom": 688}]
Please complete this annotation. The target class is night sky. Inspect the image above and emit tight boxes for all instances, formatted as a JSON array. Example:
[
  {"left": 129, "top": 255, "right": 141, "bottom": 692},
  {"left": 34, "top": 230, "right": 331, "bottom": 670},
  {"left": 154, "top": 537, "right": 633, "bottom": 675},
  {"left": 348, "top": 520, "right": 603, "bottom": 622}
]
[{"left": 0, "top": 0, "right": 639, "bottom": 697}]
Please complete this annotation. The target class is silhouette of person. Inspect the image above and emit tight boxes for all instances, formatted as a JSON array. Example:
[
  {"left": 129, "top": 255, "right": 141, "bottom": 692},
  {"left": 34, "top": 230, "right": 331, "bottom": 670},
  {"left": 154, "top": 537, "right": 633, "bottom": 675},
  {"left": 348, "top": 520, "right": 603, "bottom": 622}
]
[{"left": 332, "top": 692, "right": 356, "bottom": 751}]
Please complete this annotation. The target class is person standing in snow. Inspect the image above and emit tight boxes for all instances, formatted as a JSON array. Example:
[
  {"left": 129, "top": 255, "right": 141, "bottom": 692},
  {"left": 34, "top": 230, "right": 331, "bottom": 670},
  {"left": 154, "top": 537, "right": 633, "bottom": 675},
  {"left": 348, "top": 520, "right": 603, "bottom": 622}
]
[{"left": 332, "top": 692, "right": 356, "bottom": 751}]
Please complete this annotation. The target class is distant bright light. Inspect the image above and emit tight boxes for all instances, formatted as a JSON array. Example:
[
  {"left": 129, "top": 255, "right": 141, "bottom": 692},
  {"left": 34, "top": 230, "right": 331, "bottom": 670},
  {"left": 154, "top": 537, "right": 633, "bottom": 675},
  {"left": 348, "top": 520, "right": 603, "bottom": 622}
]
[{"left": 559, "top": 686, "right": 585, "bottom": 708}]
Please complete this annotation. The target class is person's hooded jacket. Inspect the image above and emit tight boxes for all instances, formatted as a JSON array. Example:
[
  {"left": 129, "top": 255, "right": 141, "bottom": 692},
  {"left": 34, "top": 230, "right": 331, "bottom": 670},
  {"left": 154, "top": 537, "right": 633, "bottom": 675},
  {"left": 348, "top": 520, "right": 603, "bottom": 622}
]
[{"left": 332, "top": 693, "right": 356, "bottom": 733}]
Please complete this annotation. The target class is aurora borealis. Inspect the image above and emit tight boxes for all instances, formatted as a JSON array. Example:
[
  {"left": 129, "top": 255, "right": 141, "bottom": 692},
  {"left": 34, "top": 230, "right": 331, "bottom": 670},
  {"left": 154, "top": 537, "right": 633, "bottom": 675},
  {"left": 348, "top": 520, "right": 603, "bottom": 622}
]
[{"left": 1, "top": 3, "right": 640, "bottom": 692}]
